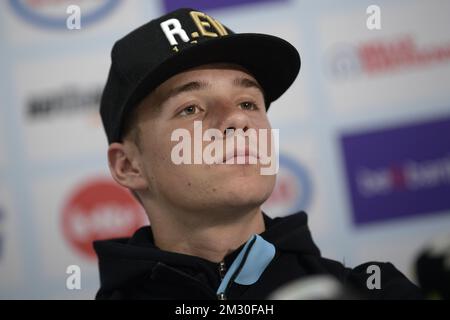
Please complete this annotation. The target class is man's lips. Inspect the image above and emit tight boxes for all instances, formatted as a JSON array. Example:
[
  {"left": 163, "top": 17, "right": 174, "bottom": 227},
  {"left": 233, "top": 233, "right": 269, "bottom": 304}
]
[{"left": 222, "top": 146, "right": 259, "bottom": 164}]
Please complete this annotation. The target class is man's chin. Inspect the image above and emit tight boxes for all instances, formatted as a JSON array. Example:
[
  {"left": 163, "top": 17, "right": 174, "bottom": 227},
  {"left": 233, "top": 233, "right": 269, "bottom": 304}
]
[{"left": 217, "top": 180, "right": 274, "bottom": 206}]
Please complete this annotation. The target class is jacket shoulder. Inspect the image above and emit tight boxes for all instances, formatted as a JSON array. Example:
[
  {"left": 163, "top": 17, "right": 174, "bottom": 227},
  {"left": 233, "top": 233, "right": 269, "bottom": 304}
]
[{"left": 342, "top": 261, "right": 424, "bottom": 299}]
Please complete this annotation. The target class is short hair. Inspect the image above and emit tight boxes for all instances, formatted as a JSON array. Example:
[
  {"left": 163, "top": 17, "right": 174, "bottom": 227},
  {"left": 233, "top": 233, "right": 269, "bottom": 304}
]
[{"left": 121, "top": 103, "right": 143, "bottom": 150}]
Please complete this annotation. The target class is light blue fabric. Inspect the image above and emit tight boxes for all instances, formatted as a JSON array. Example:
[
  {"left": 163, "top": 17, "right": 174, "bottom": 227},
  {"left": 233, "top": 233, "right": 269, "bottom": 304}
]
[
  {"left": 216, "top": 235, "right": 255, "bottom": 295},
  {"left": 234, "top": 234, "right": 275, "bottom": 285},
  {"left": 216, "top": 234, "right": 276, "bottom": 295}
]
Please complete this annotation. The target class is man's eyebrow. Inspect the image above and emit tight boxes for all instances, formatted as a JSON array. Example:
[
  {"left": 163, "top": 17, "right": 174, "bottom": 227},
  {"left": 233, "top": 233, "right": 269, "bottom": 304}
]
[
  {"left": 161, "top": 77, "right": 263, "bottom": 105},
  {"left": 165, "top": 80, "right": 210, "bottom": 101},
  {"left": 233, "top": 77, "right": 263, "bottom": 93}
]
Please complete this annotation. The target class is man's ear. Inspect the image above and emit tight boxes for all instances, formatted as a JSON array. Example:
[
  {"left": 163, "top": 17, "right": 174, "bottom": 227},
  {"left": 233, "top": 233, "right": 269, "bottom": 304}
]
[{"left": 107, "top": 142, "right": 148, "bottom": 191}]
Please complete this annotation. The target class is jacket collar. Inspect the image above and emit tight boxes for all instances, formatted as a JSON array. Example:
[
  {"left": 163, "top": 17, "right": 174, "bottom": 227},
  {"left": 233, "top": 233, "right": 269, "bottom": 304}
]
[{"left": 94, "top": 211, "right": 321, "bottom": 296}]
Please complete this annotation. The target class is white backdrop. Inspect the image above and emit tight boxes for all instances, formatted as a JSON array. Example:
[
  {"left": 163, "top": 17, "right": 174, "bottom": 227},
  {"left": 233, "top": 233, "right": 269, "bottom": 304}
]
[{"left": 1, "top": 0, "right": 450, "bottom": 299}]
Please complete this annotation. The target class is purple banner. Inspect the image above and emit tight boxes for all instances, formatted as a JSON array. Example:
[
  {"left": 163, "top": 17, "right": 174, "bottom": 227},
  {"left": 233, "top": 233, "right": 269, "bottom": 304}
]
[
  {"left": 341, "top": 116, "right": 450, "bottom": 225},
  {"left": 162, "top": 0, "right": 288, "bottom": 12}
]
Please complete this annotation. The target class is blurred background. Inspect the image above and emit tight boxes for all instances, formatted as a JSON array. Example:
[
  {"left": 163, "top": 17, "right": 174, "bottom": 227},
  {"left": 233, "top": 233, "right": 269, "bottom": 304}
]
[{"left": 1, "top": 0, "right": 450, "bottom": 299}]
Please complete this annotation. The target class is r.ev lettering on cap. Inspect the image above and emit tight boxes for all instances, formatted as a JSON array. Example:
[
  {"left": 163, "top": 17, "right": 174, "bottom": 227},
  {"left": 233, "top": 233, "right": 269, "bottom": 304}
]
[
  {"left": 160, "top": 18, "right": 190, "bottom": 46},
  {"left": 189, "top": 11, "right": 228, "bottom": 38},
  {"left": 160, "top": 11, "right": 228, "bottom": 52}
]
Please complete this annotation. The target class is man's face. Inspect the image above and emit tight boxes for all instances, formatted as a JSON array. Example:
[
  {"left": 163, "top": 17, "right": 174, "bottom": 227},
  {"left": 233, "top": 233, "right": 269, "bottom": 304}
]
[{"left": 130, "top": 63, "right": 276, "bottom": 215}]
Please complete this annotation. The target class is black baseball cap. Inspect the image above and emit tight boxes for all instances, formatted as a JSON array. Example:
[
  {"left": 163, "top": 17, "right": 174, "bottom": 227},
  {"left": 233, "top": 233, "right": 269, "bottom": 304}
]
[{"left": 100, "top": 8, "right": 301, "bottom": 144}]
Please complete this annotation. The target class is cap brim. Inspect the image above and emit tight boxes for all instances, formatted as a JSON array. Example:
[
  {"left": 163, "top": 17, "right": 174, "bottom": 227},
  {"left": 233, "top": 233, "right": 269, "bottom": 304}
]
[{"left": 119, "top": 33, "right": 300, "bottom": 139}]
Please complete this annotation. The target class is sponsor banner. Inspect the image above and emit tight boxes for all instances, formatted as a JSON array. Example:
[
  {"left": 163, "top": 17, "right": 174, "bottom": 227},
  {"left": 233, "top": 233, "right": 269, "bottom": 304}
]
[
  {"left": 13, "top": 53, "right": 109, "bottom": 162},
  {"left": 163, "top": 0, "right": 288, "bottom": 12},
  {"left": 341, "top": 116, "right": 450, "bottom": 225},
  {"left": 62, "top": 178, "right": 148, "bottom": 259},
  {"left": 31, "top": 169, "right": 147, "bottom": 284},
  {"left": 1, "top": 0, "right": 142, "bottom": 45},
  {"left": 320, "top": 1, "right": 450, "bottom": 113},
  {"left": 0, "top": 184, "right": 25, "bottom": 290}
]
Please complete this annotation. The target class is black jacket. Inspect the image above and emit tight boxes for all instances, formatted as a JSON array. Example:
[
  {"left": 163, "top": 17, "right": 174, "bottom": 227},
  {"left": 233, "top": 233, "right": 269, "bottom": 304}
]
[{"left": 93, "top": 211, "right": 423, "bottom": 299}]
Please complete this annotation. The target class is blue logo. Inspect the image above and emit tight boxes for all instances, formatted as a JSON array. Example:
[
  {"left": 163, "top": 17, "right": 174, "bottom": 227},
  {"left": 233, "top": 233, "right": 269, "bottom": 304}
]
[
  {"left": 263, "top": 153, "right": 313, "bottom": 217},
  {"left": 8, "top": 0, "right": 119, "bottom": 29},
  {"left": 341, "top": 116, "right": 450, "bottom": 225}
]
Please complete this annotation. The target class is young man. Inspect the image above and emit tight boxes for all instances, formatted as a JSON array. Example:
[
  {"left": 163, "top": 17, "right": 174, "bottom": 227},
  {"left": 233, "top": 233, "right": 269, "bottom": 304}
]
[{"left": 95, "top": 8, "right": 423, "bottom": 299}]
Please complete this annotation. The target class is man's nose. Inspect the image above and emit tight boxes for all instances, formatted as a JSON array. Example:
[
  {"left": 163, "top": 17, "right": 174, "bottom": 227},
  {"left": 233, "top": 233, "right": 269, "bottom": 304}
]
[{"left": 211, "top": 102, "right": 250, "bottom": 136}]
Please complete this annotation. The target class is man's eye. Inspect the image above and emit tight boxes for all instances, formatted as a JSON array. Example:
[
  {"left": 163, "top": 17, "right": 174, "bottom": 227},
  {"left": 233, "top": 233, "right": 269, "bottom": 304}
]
[
  {"left": 179, "top": 105, "right": 199, "bottom": 116},
  {"left": 239, "top": 101, "right": 258, "bottom": 110}
]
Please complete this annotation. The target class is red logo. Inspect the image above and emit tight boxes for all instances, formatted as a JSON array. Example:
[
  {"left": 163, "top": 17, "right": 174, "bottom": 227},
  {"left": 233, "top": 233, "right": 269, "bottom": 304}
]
[
  {"left": 61, "top": 178, "right": 148, "bottom": 260},
  {"left": 329, "top": 36, "right": 450, "bottom": 79}
]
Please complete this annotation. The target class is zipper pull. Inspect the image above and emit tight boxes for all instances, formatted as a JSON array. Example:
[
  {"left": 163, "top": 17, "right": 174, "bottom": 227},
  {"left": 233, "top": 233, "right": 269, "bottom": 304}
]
[
  {"left": 217, "top": 261, "right": 228, "bottom": 300},
  {"left": 218, "top": 261, "right": 227, "bottom": 280},
  {"left": 217, "top": 292, "right": 227, "bottom": 300}
]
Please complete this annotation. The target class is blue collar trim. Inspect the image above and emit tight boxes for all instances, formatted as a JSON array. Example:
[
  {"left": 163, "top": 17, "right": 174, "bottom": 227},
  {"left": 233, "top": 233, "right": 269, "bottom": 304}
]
[{"left": 216, "top": 234, "right": 276, "bottom": 295}]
